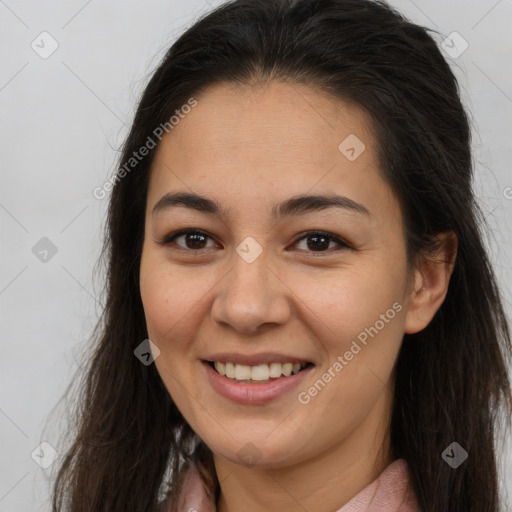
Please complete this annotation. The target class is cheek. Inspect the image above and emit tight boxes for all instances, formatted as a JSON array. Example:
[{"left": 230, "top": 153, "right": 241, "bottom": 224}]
[
  {"left": 287, "top": 267, "right": 406, "bottom": 445},
  {"left": 139, "top": 251, "right": 208, "bottom": 404},
  {"left": 140, "top": 270, "right": 175, "bottom": 339},
  {"left": 139, "top": 250, "right": 198, "bottom": 345},
  {"left": 139, "top": 248, "right": 225, "bottom": 367},
  {"left": 288, "top": 261, "right": 407, "bottom": 352}
]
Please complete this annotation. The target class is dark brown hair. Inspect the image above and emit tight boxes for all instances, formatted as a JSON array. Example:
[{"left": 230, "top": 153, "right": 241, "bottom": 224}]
[{"left": 50, "top": 0, "right": 512, "bottom": 511}]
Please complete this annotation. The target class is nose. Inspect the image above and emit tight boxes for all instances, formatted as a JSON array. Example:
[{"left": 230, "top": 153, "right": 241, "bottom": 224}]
[{"left": 210, "top": 247, "right": 291, "bottom": 334}]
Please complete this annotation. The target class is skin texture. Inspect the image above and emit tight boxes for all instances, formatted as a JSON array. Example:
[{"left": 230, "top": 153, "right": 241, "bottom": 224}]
[{"left": 139, "top": 81, "right": 456, "bottom": 512}]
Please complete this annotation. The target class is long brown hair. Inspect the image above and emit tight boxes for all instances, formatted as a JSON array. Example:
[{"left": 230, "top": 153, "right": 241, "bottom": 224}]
[{"left": 50, "top": 1, "right": 512, "bottom": 510}]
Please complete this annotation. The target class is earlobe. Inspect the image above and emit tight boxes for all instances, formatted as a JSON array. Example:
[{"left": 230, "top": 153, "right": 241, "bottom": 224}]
[{"left": 404, "top": 232, "right": 458, "bottom": 334}]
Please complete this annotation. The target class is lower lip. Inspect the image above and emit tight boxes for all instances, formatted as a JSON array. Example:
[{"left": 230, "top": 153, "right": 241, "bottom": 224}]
[{"left": 202, "top": 361, "right": 314, "bottom": 405}]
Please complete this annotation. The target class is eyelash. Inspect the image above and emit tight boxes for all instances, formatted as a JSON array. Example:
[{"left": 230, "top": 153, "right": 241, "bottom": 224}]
[{"left": 158, "top": 228, "right": 353, "bottom": 254}]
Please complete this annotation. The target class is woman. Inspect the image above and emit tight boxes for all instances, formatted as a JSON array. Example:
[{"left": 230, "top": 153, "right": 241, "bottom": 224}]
[{"left": 51, "top": 0, "right": 512, "bottom": 511}]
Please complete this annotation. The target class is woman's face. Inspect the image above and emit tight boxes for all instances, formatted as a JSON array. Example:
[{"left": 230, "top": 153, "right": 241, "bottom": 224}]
[{"left": 140, "top": 81, "right": 415, "bottom": 470}]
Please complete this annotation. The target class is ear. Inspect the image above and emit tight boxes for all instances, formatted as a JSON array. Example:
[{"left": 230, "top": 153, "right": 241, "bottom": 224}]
[{"left": 404, "top": 231, "right": 458, "bottom": 334}]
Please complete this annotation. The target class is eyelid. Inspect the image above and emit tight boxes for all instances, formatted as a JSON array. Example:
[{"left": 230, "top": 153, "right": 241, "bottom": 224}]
[
  {"left": 290, "top": 230, "right": 354, "bottom": 252},
  {"left": 157, "top": 228, "right": 354, "bottom": 253},
  {"left": 157, "top": 228, "right": 219, "bottom": 248}
]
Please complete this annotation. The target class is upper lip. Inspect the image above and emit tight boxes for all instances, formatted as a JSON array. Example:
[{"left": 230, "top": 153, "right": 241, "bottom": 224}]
[{"left": 202, "top": 352, "right": 314, "bottom": 366}]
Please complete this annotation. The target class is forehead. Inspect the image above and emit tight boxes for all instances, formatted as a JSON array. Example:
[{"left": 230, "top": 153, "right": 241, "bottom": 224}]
[
  {"left": 146, "top": 80, "right": 398, "bottom": 223},
  {"left": 168, "top": 80, "right": 377, "bottom": 155}
]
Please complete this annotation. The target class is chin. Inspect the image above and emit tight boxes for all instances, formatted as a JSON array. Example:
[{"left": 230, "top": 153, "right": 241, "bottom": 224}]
[{"left": 208, "top": 435, "right": 308, "bottom": 470}]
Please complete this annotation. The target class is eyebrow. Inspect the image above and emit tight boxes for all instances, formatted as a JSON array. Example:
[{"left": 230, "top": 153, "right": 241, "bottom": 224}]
[{"left": 152, "top": 191, "right": 370, "bottom": 219}]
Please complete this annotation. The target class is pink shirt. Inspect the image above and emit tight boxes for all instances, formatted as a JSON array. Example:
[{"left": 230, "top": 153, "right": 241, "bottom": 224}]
[{"left": 161, "top": 458, "right": 420, "bottom": 511}]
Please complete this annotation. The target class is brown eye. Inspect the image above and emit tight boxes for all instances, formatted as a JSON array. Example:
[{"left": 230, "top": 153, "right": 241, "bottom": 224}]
[
  {"left": 292, "top": 231, "right": 352, "bottom": 253},
  {"left": 160, "top": 229, "right": 217, "bottom": 250},
  {"left": 159, "top": 229, "right": 351, "bottom": 254}
]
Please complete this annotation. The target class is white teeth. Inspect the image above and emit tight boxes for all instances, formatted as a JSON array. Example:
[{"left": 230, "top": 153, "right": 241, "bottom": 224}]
[
  {"left": 282, "top": 363, "right": 293, "bottom": 377},
  {"left": 251, "top": 364, "right": 270, "bottom": 381},
  {"left": 225, "top": 362, "right": 235, "bottom": 378},
  {"left": 269, "top": 362, "right": 283, "bottom": 378},
  {"left": 213, "top": 361, "right": 307, "bottom": 381},
  {"left": 235, "top": 364, "right": 251, "bottom": 380}
]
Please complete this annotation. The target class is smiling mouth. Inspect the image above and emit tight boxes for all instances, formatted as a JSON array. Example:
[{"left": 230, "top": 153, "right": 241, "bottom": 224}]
[{"left": 205, "top": 360, "right": 314, "bottom": 383}]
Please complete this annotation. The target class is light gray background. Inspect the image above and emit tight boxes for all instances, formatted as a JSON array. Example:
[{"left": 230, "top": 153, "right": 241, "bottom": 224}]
[{"left": 1, "top": 0, "right": 511, "bottom": 510}]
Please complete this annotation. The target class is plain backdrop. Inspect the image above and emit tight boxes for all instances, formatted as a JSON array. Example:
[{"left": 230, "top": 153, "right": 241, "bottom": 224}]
[{"left": 1, "top": 0, "right": 511, "bottom": 510}]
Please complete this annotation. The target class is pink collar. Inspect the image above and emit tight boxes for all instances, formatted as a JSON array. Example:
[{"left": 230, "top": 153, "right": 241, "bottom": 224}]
[{"left": 164, "top": 458, "right": 420, "bottom": 512}]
